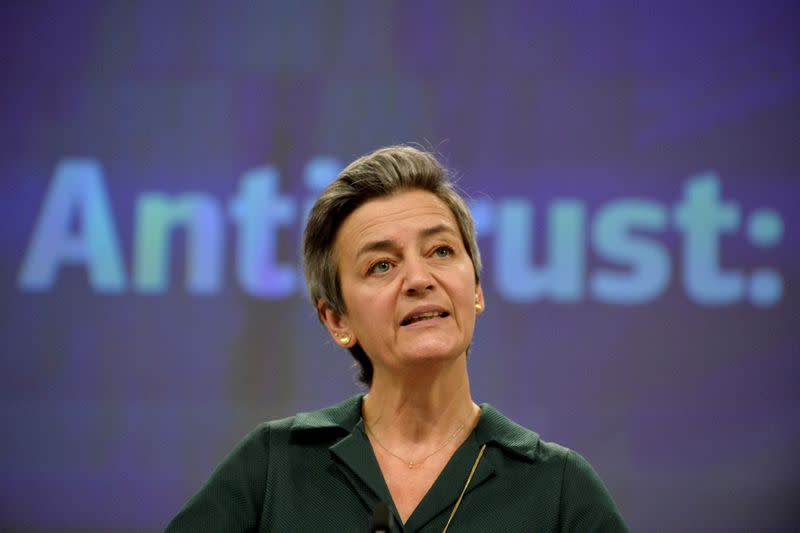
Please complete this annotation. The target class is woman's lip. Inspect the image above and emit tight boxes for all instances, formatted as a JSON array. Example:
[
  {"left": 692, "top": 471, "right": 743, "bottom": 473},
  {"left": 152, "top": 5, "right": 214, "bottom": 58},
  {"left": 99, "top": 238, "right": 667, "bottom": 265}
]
[
  {"left": 401, "top": 313, "right": 450, "bottom": 328},
  {"left": 400, "top": 306, "right": 449, "bottom": 325}
]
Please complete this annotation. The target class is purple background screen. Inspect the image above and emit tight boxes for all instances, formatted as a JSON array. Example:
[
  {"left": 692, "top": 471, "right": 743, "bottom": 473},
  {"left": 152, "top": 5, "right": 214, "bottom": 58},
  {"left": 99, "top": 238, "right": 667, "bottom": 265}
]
[{"left": 1, "top": 2, "right": 799, "bottom": 531}]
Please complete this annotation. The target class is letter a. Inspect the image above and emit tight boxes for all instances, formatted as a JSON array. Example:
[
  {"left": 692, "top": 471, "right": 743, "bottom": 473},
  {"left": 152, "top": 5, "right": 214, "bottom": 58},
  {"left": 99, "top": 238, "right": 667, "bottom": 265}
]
[{"left": 18, "top": 159, "right": 126, "bottom": 292}]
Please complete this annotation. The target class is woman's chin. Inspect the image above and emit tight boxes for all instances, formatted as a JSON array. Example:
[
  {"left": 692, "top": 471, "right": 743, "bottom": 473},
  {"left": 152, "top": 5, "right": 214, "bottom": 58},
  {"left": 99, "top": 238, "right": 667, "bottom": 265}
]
[{"left": 396, "top": 339, "right": 467, "bottom": 367}]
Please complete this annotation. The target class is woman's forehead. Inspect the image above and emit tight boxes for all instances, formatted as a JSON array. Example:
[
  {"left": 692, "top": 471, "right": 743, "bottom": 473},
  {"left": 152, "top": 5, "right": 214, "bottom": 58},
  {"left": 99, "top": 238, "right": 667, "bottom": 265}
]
[{"left": 335, "top": 191, "right": 459, "bottom": 253}]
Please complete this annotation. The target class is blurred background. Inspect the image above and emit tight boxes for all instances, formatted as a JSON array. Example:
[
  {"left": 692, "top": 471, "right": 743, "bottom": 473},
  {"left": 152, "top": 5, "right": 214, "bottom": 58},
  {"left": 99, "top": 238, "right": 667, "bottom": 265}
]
[{"left": 1, "top": 1, "right": 798, "bottom": 531}]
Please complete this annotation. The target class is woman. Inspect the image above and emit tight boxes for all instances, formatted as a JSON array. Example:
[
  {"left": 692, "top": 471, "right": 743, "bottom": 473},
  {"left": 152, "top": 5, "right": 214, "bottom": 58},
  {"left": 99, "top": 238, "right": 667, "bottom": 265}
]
[{"left": 165, "top": 146, "right": 628, "bottom": 532}]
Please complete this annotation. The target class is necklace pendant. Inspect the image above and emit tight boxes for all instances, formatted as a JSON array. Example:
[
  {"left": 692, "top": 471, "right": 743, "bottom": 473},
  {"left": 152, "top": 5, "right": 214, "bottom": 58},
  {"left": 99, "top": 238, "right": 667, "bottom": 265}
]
[{"left": 407, "top": 461, "right": 416, "bottom": 469}]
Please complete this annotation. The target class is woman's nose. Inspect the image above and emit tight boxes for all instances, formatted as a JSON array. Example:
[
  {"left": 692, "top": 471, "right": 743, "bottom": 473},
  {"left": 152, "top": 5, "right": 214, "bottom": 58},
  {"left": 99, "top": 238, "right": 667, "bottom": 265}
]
[{"left": 403, "top": 257, "right": 434, "bottom": 295}]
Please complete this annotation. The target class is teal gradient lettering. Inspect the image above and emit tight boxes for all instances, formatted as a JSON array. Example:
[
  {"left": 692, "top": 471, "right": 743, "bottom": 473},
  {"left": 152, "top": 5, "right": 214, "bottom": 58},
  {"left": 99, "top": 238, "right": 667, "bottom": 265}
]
[
  {"left": 495, "top": 199, "right": 585, "bottom": 302},
  {"left": 229, "top": 166, "right": 297, "bottom": 298},
  {"left": 18, "top": 159, "right": 126, "bottom": 291},
  {"left": 674, "top": 173, "right": 743, "bottom": 304},
  {"left": 134, "top": 193, "right": 223, "bottom": 293},
  {"left": 17, "top": 159, "right": 784, "bottom": 308},
  {"left": 591, "top": 200, "right": 670, "bottom": 303}
]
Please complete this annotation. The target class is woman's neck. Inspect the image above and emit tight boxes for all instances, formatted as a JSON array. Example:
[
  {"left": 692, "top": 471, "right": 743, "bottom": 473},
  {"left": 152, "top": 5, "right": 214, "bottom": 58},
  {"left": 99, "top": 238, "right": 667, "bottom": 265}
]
[{"left": 362, "top": 356, "right": 478, "bottom": 445}]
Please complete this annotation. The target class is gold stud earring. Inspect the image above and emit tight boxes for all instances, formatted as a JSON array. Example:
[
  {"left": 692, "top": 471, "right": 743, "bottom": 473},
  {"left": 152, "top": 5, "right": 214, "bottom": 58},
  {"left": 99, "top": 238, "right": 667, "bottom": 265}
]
[
  {"left": 475, "top": 299, "right": 483, "bottom": 312},
  {"left": 339, "top": 333, "right": 351, "bottom": 345}
]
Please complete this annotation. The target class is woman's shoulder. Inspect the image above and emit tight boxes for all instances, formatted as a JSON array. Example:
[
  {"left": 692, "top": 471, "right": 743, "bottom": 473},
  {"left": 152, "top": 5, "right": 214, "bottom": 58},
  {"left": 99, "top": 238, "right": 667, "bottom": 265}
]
[
  {"left": 478, "top": 405, "right": 628, "bottom": 531},
  {"left": 475, "top": 406, "right": 600, "bottom": 481},
  {"left": 477, "top": 404, "right": 586, "bottom": 464},
  {"left": 258, "top": 394, "right": 363, "bottom": 435}
]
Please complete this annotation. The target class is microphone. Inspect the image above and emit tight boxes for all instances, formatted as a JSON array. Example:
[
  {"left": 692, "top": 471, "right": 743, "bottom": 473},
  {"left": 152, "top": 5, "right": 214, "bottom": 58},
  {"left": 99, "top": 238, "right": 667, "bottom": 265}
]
[{"left": 370, "top": 501, "right": 391, "bottom": 533}]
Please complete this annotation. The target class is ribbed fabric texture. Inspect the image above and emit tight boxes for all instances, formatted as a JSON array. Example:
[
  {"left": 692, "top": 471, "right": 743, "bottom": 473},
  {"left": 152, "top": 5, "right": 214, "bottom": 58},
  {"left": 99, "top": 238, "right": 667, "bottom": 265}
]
[{"left": 164, "top": 396, "right": 628, "bottom": 532}]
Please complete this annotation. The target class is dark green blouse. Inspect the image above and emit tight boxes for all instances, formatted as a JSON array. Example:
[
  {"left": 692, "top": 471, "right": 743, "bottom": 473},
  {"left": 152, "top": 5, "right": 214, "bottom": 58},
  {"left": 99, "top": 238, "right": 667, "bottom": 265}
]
[{"left": 165, "top": 395, "right": 627, "bottom": 532}]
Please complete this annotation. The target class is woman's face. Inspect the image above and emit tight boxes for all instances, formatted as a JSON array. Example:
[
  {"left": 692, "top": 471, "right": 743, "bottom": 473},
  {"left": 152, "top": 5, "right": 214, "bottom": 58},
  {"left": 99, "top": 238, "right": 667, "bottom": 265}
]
[{"left": 321, "top": 189, "right": 483, "bottom": 377}]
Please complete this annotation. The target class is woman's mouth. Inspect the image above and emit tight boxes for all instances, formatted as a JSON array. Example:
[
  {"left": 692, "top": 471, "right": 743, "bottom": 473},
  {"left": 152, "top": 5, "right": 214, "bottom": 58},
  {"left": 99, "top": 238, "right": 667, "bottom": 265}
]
[{"left": 401, "top": 311, "right": 449, "bottom": 326}]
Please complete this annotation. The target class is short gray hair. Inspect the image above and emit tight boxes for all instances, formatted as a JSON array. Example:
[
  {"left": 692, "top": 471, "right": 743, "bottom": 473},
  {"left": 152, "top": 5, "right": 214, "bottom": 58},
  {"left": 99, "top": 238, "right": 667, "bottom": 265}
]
[{"left": 302, "top": 145, "right": 482, "bottom": 385}]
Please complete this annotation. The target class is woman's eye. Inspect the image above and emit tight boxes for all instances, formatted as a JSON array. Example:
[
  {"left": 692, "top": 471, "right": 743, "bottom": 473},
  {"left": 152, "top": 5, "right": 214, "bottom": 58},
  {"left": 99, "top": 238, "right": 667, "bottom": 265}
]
[
  {"left": 370, "top": 261, "right": 391, "bottom": 274},
  {"left": 435, "top": 246, "right": 452, "bottom": 258}
]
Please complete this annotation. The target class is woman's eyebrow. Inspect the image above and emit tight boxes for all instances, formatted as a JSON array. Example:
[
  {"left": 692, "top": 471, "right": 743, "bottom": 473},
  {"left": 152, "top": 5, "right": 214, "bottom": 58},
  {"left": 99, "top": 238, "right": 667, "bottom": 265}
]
[
  {"left": 356, "top": 224, "right": 458, "bottom": 258},
  {"left": 419, "top": 224, "right": 458, "bottom": 239},
  {"left": 356, "top": 239, "right": 398, "bottom": 259}
]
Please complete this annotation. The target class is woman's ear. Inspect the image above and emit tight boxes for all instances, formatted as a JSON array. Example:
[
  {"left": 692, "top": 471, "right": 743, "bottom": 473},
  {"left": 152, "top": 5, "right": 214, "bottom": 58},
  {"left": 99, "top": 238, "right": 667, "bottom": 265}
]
[
  {"left": 318, "top": 301, "right": 356, "bottom": 348},
  {"left": 475, "top": 284, "right": 485, "bottom": 314}
]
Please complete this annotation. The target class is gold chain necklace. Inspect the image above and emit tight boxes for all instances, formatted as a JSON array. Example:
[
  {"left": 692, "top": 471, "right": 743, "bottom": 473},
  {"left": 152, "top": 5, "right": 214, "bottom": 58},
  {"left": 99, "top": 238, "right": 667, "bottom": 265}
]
[{"left": 364, "top": 419, "right": 467, "bottom": 469}]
